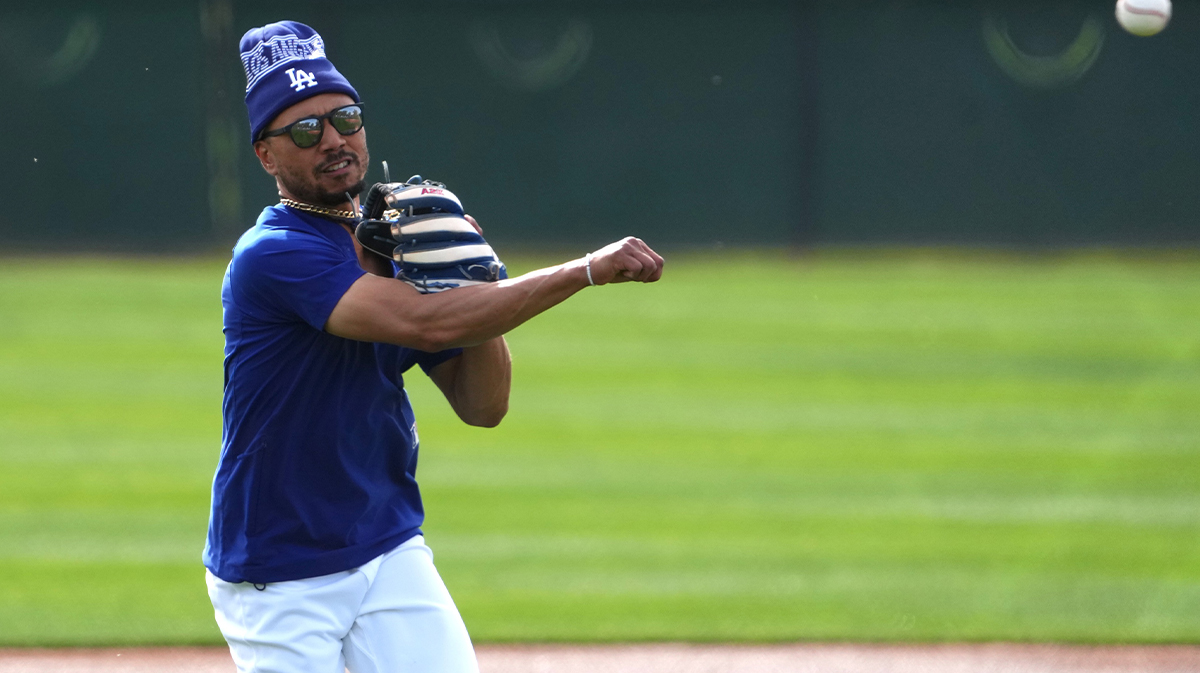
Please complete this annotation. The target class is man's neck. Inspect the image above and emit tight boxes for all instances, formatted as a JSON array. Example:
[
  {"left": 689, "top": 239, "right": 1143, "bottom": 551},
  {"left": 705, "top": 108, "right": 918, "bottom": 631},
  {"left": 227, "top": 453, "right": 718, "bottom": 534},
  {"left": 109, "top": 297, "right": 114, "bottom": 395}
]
[{"left": 278, "top": 185, "right": 360, "bottom": 214}]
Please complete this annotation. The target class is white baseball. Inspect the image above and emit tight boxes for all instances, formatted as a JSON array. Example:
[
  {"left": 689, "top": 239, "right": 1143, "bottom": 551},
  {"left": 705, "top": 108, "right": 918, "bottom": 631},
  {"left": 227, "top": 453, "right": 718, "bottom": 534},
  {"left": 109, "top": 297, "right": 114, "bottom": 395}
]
[{"left": 1116, "top": 0, "right": 1172, "bottom": 37}]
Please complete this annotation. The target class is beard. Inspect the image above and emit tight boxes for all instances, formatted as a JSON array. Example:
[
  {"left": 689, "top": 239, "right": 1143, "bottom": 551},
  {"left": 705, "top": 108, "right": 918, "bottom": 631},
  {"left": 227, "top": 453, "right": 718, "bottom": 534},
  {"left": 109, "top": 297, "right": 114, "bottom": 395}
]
[{"left": 277, "top": 146, "right": 370, "bottom": 207}]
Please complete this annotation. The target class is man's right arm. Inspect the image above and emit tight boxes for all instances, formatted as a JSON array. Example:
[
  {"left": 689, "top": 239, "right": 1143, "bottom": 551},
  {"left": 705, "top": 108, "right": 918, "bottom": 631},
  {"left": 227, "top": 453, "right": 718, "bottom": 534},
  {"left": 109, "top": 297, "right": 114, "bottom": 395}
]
[{"left": 324, "top": 236, "right": 664, "bottom": 351}]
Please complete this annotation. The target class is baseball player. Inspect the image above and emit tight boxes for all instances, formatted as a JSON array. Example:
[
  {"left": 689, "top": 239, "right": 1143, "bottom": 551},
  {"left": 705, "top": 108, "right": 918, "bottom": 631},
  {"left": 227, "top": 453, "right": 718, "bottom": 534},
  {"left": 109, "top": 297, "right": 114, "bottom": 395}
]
[{"left": 203, "top": 20, "right": 663, "bottom": 673}]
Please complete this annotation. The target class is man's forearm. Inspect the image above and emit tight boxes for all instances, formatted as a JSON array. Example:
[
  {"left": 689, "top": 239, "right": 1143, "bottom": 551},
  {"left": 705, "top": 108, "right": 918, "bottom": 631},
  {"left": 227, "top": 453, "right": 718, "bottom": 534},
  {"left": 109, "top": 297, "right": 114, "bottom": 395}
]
[
  {"left": 428, "top": 261, "right": 589, "bottom": 348},
  {"left": 326, "top": 237, "right": 663, "bottom": 352},
  {"left": 329, "top": 258, "right": 590, "bottom": 351}
]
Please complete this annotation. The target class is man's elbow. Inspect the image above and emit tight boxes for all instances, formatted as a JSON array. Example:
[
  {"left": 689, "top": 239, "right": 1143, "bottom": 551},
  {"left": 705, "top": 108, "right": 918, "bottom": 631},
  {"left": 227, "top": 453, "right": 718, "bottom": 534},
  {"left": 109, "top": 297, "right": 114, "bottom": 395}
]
[
  {"left": 410, "top": 321, "right": 475, "bottom": 352},
  {"left": 395, "top": 299, "right": 469, "bottom": 352},
  {"left": 462, "top": 402, "right": 509, "bottom": 428},
  {"left": 409, "top": 327, "right": 461, "bottom": 353}
]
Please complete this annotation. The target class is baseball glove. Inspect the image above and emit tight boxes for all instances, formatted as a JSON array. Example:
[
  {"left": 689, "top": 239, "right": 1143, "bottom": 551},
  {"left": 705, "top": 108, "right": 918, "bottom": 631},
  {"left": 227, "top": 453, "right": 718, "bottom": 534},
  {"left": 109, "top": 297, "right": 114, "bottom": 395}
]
[{"left": 355, "top": 176, "right": 507, "bottom": 293}]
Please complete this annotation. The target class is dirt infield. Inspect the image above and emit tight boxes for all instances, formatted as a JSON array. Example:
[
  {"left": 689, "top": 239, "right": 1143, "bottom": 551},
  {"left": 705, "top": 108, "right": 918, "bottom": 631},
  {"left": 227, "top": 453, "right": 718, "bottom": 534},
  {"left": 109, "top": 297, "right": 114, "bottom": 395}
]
[{"left": 2, "top": 644, "right": 1200, "bottom": 673}]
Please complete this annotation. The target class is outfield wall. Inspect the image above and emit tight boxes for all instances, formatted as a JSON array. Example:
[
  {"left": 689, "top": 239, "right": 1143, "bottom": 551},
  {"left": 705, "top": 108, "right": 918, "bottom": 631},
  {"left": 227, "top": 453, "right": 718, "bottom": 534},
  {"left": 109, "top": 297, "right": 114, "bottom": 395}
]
[{"left": 1, "top": 0, "right": 1197, "bottom": 250}]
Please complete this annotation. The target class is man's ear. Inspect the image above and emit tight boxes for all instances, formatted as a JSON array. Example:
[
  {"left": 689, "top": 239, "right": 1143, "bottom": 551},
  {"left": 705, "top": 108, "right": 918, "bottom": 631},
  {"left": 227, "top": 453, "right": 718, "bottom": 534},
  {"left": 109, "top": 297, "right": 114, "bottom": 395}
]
[{"left": 254, "top": 140, "right": 278, "bottom": 176}]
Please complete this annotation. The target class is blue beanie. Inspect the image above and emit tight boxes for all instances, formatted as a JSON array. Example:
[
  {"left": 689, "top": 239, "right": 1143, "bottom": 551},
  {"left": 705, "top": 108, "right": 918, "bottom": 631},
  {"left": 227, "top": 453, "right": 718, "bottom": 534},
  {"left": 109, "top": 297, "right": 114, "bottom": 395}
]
[{"left": 240, "top": 21, "right": 360, "bottom": 143}]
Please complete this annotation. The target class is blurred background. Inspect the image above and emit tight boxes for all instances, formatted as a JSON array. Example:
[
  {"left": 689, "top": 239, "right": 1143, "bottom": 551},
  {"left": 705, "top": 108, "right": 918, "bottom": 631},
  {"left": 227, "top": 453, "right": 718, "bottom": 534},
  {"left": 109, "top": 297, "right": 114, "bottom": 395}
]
[
  {"left": 3, "top": 0, "right": 1198, "bottom": 251},
  {"left": 1, "top": 0, "right": 1199, "bottom": 649}
]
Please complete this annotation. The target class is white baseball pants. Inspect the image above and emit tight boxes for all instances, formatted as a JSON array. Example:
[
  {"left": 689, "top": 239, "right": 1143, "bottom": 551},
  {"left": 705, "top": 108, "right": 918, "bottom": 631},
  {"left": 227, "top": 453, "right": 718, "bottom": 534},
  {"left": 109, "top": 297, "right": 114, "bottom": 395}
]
[{"left": 206, "top": 536, "right": 479, "bottom": 673}]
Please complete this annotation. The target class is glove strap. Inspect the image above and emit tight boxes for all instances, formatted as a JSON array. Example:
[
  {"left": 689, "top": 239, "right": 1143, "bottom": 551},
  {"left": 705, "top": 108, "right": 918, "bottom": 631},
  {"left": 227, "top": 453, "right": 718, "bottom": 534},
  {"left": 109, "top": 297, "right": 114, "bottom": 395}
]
[{"left": 584, "top": 253, "right": 595, "bottom": 287}]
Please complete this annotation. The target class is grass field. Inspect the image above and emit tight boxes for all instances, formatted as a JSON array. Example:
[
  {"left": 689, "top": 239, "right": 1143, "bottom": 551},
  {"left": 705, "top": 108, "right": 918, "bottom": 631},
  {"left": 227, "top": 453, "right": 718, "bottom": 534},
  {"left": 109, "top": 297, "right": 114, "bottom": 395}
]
[{"left": 0, "top": 251, "right": 1198, "bottom": 646}]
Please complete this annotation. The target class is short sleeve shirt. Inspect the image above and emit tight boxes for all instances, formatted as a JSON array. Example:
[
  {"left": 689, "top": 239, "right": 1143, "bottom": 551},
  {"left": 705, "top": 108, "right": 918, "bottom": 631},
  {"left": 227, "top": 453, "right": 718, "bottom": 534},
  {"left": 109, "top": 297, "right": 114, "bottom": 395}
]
[{"left": 203, "top": 205, "right": 460, "bottom": 584}]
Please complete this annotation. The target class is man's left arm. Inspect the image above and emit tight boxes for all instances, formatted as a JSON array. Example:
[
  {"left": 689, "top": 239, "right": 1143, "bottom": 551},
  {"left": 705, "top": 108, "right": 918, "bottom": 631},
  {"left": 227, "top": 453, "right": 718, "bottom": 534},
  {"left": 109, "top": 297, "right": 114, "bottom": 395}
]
[{"left": 428, "top": 337, "right": 511, "bottom": 428}]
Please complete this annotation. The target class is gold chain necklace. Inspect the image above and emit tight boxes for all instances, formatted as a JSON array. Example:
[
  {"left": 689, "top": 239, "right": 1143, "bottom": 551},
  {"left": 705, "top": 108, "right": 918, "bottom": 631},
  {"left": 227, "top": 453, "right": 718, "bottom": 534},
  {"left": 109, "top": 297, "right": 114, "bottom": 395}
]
[{"left": 280, "top": 198, "right": 359, "bottom": 220}]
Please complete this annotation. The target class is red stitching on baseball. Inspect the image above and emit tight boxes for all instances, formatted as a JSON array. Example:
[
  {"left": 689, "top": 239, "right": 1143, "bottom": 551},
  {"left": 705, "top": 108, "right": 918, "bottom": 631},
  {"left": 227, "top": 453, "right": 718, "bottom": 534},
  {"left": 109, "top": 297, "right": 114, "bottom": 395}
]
[{"left": 1121, "top": 2, "right": 1168, "bottom": 18}]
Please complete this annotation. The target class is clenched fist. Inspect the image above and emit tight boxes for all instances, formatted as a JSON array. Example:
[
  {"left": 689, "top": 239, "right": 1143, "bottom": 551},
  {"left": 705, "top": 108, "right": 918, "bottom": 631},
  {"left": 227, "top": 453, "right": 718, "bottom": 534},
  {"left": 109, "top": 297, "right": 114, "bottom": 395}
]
[{"left": 585, "top": 237, "right": 665, "bottom": 285}]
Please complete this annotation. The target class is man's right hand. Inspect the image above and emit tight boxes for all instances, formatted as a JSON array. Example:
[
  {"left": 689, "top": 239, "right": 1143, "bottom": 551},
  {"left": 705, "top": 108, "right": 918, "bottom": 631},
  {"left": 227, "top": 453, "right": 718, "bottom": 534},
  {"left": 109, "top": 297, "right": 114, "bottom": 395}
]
[{"left": 585, "top": 237, "right": 665, "bottom": 285}]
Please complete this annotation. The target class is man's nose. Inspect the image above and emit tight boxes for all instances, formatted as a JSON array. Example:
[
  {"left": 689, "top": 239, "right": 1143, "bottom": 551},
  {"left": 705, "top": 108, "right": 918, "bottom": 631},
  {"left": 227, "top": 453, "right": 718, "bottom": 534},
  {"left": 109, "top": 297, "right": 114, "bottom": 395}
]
[{"left": 317, "top": 118, "right": 347, "bottom": 152}]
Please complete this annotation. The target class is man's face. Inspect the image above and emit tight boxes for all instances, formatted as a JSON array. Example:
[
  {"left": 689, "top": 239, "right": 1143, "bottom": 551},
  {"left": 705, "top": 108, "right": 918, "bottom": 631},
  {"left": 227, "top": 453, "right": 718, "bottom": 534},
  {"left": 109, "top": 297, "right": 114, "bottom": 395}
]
[{"left": 254, "top": 92, "right": 370, "bottom": 207}]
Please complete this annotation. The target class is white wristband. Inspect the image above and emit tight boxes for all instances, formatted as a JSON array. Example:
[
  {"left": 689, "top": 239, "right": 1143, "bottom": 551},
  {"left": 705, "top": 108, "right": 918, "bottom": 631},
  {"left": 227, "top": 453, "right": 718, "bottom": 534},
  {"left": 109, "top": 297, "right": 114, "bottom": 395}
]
[{"left": 584, "top": 253, "right": 595, "bottom": 286}]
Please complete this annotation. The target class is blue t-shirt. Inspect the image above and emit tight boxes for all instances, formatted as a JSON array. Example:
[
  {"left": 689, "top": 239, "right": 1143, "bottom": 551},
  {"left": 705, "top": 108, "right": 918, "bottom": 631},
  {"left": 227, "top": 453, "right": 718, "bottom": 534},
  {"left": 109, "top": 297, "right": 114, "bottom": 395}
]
[{"left": 204, "top": 204, "right": 461, "bottom": 584}]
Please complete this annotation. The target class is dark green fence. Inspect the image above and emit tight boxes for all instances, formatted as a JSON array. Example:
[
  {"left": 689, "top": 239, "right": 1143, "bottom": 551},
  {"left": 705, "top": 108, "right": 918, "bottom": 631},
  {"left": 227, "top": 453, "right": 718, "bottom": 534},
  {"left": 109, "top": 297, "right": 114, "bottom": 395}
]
[{"left": 2, "top": 1, "right": 1197, "bottom": 250}]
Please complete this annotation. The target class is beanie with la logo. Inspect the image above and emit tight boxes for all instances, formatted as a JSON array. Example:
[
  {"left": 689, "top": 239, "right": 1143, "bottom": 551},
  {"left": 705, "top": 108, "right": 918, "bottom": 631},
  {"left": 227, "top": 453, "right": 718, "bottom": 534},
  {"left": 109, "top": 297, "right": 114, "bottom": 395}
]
[{"left": 239, "top": 20, "right": 360, "bottom": 144}]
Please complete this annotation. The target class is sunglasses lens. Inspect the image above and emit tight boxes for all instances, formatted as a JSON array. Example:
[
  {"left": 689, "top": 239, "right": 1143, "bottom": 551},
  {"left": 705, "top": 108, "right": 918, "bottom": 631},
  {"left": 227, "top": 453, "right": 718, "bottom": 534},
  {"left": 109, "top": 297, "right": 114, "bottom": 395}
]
[
  {"left": 289, "top": 118, "right": 324, "bottom": 148},
  {"left": 331, "top": 106, "right": 364, "bottom": 136}
]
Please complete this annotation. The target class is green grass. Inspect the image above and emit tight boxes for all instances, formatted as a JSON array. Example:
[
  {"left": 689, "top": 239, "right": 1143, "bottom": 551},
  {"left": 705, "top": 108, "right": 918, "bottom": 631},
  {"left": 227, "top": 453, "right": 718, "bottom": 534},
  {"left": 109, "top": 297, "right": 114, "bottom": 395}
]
[{"left": 0, "top": 251, "right": 1198, "bottom": 645}]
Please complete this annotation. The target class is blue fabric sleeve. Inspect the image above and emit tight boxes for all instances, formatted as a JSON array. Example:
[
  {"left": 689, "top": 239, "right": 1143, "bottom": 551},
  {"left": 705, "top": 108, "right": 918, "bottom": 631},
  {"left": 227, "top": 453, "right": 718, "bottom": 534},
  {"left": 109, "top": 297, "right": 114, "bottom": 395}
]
[
  {"left": 394, "top": 347, "right": 464, "bottom": 376},
  {"left": 416, "top": 348, "right": 463, "bottom": 375},
  {"left": 232, "top": 230, "right": 366, "bottom": 331}
]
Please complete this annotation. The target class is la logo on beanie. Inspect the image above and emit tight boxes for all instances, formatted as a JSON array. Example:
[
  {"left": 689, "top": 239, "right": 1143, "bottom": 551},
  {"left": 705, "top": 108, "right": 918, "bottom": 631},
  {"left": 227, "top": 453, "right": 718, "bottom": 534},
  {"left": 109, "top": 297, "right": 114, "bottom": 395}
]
[
  {"left": 286, "top": 68, "right": 317, "bottom": 91},
  {"left": 239, "top": 21, "right": 359, "bottom": 143}
]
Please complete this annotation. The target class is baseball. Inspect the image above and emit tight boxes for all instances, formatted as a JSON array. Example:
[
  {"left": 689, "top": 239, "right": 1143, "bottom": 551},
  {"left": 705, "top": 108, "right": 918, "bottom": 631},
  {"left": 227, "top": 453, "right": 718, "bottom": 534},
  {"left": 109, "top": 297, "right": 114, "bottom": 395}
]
[{"left": 1116, "top": 0, "right": 1171, "bottom": 36}]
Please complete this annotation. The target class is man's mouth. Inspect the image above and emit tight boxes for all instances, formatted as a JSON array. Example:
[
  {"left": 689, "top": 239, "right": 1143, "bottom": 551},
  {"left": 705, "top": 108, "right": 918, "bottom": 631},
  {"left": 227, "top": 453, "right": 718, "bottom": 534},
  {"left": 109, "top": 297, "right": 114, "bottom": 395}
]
[{"left": 322, "top": 159, "right": 352, "bottom": 174}]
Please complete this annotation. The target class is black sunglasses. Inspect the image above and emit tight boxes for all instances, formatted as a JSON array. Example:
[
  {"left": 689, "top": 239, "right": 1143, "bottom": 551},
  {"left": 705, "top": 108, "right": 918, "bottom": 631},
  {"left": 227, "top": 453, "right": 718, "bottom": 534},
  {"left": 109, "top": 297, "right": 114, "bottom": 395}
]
[{"left": 259, "top": 103, "right": 366, "bottom": 148}]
